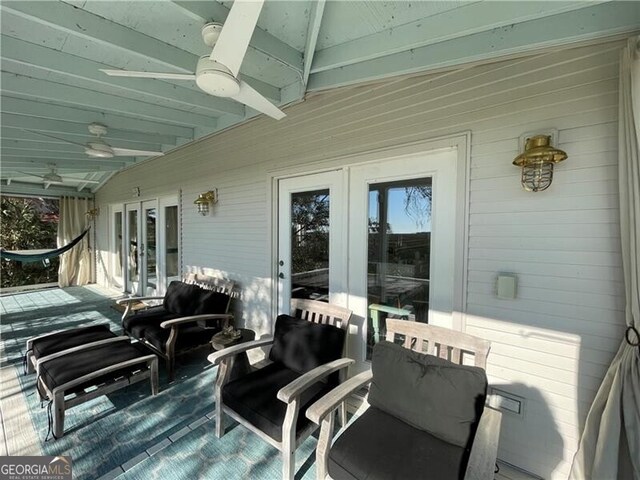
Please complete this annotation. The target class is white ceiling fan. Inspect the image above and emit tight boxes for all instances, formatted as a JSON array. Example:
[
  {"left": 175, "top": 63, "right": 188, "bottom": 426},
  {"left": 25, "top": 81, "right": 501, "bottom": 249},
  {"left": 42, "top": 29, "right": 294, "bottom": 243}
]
[
  {"left": 100, "top": 0, "right": 286, "bottom": 120},
  {"left": 25, "top": 123, "right": 165, "bottom": 158},
  {"left": 17, "top": 164, "right": 101, "bottom": 186}
]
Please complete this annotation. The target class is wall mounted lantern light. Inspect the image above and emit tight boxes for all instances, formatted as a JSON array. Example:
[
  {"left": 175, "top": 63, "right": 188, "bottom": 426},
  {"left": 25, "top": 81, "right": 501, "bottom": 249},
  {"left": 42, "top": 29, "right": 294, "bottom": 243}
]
[
  {"left": 513, "top": 135, "right": 567, "bottom": 192},
  {"left": 194, "top": 190, "right": 218, "bottom": 216}
]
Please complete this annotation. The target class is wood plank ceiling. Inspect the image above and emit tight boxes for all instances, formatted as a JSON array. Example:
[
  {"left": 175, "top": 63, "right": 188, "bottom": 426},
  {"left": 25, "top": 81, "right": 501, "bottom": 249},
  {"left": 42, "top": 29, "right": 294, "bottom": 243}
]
[{"left": 1, "top": 0, "right": 638, "bottom": 196}]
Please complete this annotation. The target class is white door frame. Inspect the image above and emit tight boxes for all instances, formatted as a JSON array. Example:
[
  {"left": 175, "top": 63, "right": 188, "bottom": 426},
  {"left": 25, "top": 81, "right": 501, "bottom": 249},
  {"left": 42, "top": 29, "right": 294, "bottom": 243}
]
[
  {"left": 157, "top": 196, "right": 180, "bottom": 295},
  {"left": 109, "top": 204, "right": 125, "bottom": 291},
  {"left": 276, "top": 171, "right": 346, "bottom": 314}
]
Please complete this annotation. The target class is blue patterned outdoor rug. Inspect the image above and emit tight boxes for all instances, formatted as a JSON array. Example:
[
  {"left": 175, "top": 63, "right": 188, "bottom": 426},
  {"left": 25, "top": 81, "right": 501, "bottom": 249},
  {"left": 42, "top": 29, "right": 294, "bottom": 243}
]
[{"left": 1, "top": 288, "right": 318, "bottom": 480}]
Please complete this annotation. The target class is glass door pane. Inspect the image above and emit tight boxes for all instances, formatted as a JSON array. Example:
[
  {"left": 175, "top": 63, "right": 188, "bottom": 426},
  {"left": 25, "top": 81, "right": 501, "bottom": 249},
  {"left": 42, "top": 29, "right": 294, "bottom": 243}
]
[
  {"left": 367, "top": 178, "right": 432, "bottom": 359},
  {"left": 114, "top": 211, "right": 123, "bottom": 283},
  {"left": 144, "top": 205, "right": 157, "bottom": 295},
  {"left": 127, "top": 208, "right": 139, "bottom": 292},
  {"left": 291, "top": 189, "right": 330, "bottom": 301},
  {"left": 164, "top": 205, "right": 179, "bottom": 284}
]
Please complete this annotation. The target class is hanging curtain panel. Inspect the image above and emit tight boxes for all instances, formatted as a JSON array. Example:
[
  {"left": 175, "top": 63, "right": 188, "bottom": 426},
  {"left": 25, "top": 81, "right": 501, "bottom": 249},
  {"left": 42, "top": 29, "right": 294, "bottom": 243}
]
[
  {"left": 570, "top": 36, "right": 640, "bottom": 480},
  {"left": 58, "top": 196, "right": 92, "bottom": 287}
]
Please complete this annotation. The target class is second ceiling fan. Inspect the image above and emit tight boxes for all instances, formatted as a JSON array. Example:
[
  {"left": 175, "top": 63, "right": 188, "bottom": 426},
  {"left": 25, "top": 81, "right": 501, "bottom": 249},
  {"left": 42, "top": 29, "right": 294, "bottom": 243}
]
[{"left": 100, "top": 0, "right": 286, "bottom": 120}]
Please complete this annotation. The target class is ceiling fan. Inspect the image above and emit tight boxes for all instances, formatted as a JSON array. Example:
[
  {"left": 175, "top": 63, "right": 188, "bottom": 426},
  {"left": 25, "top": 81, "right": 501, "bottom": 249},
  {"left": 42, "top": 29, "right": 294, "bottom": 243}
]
[
  {"left": 100, "top": 0, "right": 286, "bottom": 120},
  {"left": 17, "top": 164, "right": 100, "bottom": 185},
  {"left": 26, "top": 123, "right": 165, "bottom": 158}
]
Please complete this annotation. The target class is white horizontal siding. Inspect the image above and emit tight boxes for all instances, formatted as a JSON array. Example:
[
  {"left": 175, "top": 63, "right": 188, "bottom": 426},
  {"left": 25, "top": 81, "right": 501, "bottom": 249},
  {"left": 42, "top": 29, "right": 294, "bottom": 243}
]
[{"left": 95, "top": 39, "right": 628, "bottom": 479}]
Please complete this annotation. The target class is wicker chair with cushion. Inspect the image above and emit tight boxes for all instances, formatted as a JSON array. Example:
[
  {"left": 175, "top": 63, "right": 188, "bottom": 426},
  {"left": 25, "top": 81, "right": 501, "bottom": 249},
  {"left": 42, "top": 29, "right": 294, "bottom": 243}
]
[
  {"left": 307, "top": 319, "right": 502, "bottom": 480},
  {"left": 209, "top": 299, "right": 353, "bottom": 480},
  {"left": 117, "top": 274, "right": 234, "bottom": 380}
]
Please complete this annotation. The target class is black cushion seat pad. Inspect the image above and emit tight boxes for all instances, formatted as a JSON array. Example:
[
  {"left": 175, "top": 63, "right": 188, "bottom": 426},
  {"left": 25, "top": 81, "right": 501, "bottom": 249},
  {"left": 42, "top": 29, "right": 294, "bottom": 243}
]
[
  {"left": 39, "top": 341, "right": 150, "bottom": 395},
  {"left": 32, "top": 325, "right": 116, "bottom": 360},
  {"left": 328, "top": 407, "right": 469, "bottom": 480},
  {"left": 122, "top": 306, "right": 180, "bottom": 338},
  {"left": 222, "top": 362, "right": 332, "bottom": 442}
]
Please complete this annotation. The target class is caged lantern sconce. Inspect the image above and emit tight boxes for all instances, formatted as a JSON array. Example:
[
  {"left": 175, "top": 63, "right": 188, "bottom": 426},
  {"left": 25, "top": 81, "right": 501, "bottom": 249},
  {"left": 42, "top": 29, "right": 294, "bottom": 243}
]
[
  {"left": 513, "top": 135, "right": 567, "bottom": 192},
  {"left": 194, "top": 190, "right": 218, "bottom": 216}
]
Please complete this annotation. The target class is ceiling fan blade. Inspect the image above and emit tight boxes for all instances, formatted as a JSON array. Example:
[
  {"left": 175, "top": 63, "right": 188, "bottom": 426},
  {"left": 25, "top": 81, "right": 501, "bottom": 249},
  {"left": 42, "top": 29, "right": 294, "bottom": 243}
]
[
  {"left": 63, "top": 178, "right": 101, "bottom": 184},
  {"left": 232, "top": 80, "right": 286, "bottom": 120},
  {"left": 100, "top": 69, "right": 196, "bottom": 80},
  {"left": 22, "top": 129, "right": 86, "bottom": 148},
  {"left": 17, "top": 170, "right": 46, "bottom": 179},
  {"left": 210, "top": 0, "right": 264, "bottom": 77},
  {"left": 111, "top": 148, "right": 164, "bottom": 157}
]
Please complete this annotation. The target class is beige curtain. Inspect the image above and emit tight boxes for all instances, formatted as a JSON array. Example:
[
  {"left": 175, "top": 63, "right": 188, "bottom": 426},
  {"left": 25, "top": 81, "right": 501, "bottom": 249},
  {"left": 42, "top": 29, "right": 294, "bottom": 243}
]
[
  {"left": 58, "top": 196, "right": 92, "bottom": 287},
  {"left": 570, "top": 36, "right": 640, "bottom": 480}
]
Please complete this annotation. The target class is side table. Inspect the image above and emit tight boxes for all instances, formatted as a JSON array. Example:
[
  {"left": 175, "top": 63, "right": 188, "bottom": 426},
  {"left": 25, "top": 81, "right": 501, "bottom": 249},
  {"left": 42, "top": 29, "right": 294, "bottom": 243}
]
[{"left": 211, "top": 328, "right": 256, "bottom": 381}]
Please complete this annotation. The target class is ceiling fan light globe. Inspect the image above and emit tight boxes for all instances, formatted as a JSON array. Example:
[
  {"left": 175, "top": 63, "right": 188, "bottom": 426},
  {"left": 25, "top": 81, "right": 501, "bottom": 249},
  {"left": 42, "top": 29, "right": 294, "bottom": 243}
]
[
  {"left": 196, "top": 57, "right": 241, "bottom": 97},
  {"left": 201, "top": 23, "right": 223, "bottom": 48}
]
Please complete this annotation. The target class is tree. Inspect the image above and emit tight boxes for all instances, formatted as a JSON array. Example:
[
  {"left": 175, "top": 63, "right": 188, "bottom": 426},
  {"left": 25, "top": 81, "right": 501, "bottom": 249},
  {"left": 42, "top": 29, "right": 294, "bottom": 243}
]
[{"left": 0, "top": 196, "right": 59, "bottom": 288}]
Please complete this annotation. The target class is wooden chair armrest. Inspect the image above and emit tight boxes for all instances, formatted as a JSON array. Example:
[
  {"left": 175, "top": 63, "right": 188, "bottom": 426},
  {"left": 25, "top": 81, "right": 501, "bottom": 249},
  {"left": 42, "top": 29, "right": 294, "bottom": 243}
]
[
  {"left": 464, "top": 406, "right": 502, "bottom": 480},
  {"left": 277, "top": 358, "right": 355, "bottom": 404},
  {"left": 160, "top": 314, "right": 234, "bottom": 329},
  {"left": 208, "top": 338, "right": 274, "bottom": 365},
  {"left": 306, "top": 370, "right": 373, "bottom": 424},
  {"left": 116, "top": 296, "right": 164, "bottom": 305}
]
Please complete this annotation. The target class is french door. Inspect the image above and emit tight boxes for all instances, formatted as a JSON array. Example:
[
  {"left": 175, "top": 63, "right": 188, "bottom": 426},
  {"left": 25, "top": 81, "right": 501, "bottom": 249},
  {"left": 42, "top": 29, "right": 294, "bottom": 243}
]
[
  {"left": 276, "top": 146, "right": 461, "bottom": 371},
  {"left": 122, "top": 199, "right": 178, "bottom": 296},
  {"left": 276, "top": 171, "right": 345, "bottom": 313}
]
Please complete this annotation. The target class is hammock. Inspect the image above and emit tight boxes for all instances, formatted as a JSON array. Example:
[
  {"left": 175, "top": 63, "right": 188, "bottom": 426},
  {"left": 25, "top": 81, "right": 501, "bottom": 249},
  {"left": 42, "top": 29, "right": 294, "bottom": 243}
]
[{"left": 0, "top": 227, "right": 90, "bottom": 263}]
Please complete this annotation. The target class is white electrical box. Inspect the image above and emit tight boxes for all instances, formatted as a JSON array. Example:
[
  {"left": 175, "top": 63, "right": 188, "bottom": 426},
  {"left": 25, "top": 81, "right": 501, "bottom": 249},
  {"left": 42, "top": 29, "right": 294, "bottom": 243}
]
[
  {"left": 488, "top": 388, "right": 525, "bottom": 417},
  {"left": 496, "top": 273, "right": 517, "bottom": 299}
]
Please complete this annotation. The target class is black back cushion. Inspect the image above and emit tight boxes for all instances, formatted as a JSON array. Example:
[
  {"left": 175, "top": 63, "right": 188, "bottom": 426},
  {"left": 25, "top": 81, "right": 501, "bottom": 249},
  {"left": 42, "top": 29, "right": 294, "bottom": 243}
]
[
  {"left": 269, "top": 314, "right": 345, "bottom": 375},
  {"left": 193, "top": 289, "right": 230, "bottom": 315},
  {"left": 163, "top": 281, "right": 202, "bottom": 316},
  {"left": 368, "top": 340, "right": 487, "bottom": 448}
]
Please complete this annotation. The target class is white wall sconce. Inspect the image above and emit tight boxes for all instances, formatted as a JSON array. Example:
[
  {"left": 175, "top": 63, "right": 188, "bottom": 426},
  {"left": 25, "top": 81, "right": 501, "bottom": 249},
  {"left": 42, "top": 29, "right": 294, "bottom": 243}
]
[
  {"left": 194, "top": 190, "right": 217, "bottom": 216},
  {"left": 513, "top": 135, "right": 567, "bottom": 192}
]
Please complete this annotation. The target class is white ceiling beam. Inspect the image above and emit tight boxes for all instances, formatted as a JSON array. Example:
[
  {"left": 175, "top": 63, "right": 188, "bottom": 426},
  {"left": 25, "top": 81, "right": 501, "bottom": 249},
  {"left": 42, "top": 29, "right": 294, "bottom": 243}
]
[
  {"left": 2, "top": 148, "right": 136, "bottom": 161},
  {"left": 2, "top": 114, "right": 177, "bottom": 145},
  {"left": 0, "top": 36, "right": 243, "bottom": 118},
  {"left": 308, "top": 2, "right": 640, "bottom": 91},
  {"left": 1, "top": 71, "right": 218, "bottom": 129},
  {"left": 0, "top": 181, "right": 95, "bottom": 197},
  {"left": 2, "top": 1, "right": 194, "bottom": 72},
  {"left": 302, "top": 0, "right": 326, "bottom": 87},
  {"left": 1, "top": 96, "right": 192, "bottom": 140},
  {"left": 311, "top": 1, "right": 603, "bottom": 74},
  {"left": 173, "top": 1, "right": 304, "bottom": 73},
  {"left": 3, "top": 156, "right": 128, "bottom": 168}
]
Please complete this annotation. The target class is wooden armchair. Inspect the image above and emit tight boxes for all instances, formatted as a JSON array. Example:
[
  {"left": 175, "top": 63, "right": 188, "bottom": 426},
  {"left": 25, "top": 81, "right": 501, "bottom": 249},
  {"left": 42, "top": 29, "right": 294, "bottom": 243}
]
[
  {"left": 307, "top": 319, "right": 502, "bottom": 480},
  {"left": 117, "top": 274, "right": 234, "bottom": 380},
  {"left": 208, "top": 299, "right": 353, "bottom": 480}
]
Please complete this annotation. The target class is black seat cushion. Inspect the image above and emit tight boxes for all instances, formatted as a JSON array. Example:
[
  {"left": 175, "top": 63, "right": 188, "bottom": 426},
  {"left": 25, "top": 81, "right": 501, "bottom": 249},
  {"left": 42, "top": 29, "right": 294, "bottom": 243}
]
[
  {"left": 31, "top": 325, "right": 116, "bottom": 359},
  {"left": 268, "top": 314, "right": 345, "bottom": 378},
  {"left": 144, "top": 323, "right": 221, "bottom": 353},
  {"left": 222, "top": 362, "right": 332, "bottom": 442},
  {"left": 369, "top": 341, "right": 487, "bottom": 448},
  {"left": 328, "top": 407, "right": 469, "bottom": 480},
  {"left": 193, "top": 289, "right": 231, "bottom": 315},
  {"left": 123, "top": 306, "right": 181, "bottom": 339},
  {"left": 39, "top": 341, "right": 150, "bottom": 395}
]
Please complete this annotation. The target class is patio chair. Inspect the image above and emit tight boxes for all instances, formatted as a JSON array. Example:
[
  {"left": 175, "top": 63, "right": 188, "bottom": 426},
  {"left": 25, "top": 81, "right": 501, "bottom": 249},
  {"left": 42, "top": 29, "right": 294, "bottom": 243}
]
[
  {"left": 116, "top": 274, "right": 235, "bottom": 380},
  {"left": 307, "top": 319, "right": 502, "bottom": 480},
  {"left": 208, "top": 299, "right": 353, "bottom": 480}
]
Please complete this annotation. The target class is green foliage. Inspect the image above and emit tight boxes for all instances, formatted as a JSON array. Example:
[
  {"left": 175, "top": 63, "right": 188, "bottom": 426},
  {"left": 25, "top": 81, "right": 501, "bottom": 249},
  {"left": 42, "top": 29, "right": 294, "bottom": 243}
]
[
  {"left": 291, "top": 192, "right": 329, "bottom": 275},
  {"left": 1, "top": 196, "right": 59, "bottom": 288}
]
